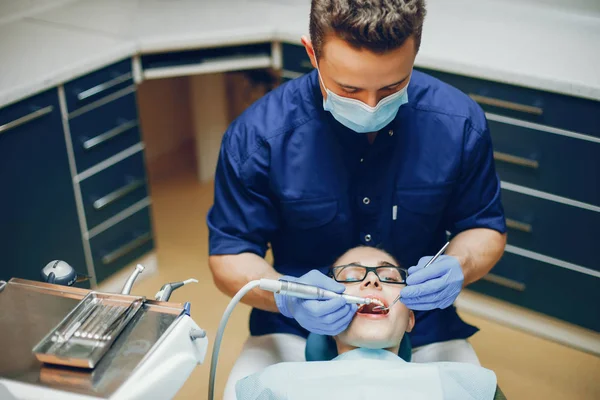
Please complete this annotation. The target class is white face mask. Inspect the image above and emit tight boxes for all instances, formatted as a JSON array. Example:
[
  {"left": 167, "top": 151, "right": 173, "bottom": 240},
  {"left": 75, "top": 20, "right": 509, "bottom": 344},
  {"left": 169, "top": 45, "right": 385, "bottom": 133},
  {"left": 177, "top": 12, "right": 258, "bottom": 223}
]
[{"left": 316, "top": 59, "right": 410, "bottom": 133}]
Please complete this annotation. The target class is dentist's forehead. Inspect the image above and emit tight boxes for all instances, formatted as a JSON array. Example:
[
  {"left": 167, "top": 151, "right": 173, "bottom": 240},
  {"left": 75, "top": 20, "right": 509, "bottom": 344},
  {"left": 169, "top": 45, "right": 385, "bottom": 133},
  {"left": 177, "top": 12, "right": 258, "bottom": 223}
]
[
  {"left": 335, "top": 247, "right": 397, "bottom": 266},
  {"left": 319, "top": 35, "right": 415, "bottom": 90}
]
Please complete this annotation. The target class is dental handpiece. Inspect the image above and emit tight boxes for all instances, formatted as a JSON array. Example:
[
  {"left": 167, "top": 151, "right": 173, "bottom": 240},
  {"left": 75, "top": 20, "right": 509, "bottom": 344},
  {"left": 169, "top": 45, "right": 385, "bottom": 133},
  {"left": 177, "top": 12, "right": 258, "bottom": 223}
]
[{"left": 259, "top": 279, "right": 372, "bottom": 305}]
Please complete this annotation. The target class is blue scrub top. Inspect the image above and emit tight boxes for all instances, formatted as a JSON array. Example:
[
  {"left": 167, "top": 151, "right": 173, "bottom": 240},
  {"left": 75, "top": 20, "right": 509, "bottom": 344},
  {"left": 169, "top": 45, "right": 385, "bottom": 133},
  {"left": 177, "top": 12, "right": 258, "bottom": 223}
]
[{"left": 207, "top": 69, "right": 506, "bottom": 348}]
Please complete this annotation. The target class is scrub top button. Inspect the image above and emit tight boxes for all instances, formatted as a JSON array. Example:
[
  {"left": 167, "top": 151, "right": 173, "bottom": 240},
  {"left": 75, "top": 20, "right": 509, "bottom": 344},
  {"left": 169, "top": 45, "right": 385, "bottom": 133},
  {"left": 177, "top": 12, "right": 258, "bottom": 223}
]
[
  {"left": 365, "top": 234, "right": 372, "bottom": 242},
  {"left": 363, "top": 197, "right": 370, "bottom": 205},
  {"left": 360, "top": 158, "right": 364, "bottom": 163},
  {"left": 388, "top": 129, "right": 394, "bottom": 136}
]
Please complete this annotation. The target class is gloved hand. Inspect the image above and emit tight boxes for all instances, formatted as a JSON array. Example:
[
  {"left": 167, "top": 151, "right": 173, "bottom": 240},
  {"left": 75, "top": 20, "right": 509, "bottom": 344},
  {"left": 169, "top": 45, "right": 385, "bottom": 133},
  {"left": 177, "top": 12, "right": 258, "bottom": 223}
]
[
  {"left": 275, "top": 270, "right": 357, "bottom": 336},
  {"left": 400, "top": 255, "right": 464, "bottom": 311}
]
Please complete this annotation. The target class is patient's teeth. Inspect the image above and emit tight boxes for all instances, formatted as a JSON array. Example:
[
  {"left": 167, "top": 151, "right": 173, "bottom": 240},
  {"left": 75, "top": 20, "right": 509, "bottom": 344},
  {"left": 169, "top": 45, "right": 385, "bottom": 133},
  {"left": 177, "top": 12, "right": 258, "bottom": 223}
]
[{"left": 370, "top": 298, "right": 384, "bottom": 307}]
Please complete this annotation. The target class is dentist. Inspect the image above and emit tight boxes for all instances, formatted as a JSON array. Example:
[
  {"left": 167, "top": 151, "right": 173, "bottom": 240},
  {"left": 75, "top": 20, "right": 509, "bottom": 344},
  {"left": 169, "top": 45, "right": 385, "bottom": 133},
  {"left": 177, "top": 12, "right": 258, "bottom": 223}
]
[{"left": 207, "top": 1, "right": 507, "bottom": 398}]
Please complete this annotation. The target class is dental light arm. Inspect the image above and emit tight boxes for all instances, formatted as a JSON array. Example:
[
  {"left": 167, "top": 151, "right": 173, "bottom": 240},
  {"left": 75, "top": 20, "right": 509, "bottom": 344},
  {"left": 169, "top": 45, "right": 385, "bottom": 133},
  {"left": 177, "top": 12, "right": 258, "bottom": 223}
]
[{"left": 208, "top": 279, "right": 372, "bottom": 400}]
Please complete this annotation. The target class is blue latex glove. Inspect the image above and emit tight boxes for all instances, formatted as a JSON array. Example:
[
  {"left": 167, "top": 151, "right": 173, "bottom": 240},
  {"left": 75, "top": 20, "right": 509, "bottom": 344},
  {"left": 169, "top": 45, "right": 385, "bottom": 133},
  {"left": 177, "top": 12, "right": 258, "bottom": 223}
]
[
  {"left": 274, "top": 270, "right": 358, "bottom": 336},
  {"left": 400, "top": 255, "right": 464, "bottom": 311}
]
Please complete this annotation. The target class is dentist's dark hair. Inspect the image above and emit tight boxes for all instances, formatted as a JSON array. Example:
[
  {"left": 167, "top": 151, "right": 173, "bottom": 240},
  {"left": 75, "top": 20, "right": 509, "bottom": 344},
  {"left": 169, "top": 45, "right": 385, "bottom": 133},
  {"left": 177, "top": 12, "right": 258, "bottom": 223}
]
[{"left": 309, "top": 0, "right": 427, "bottom": 58}]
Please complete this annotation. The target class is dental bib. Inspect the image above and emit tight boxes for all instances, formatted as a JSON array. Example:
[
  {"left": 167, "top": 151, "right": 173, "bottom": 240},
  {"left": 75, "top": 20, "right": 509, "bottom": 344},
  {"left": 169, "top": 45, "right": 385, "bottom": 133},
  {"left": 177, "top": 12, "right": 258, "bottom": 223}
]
[{"left": 236, "top": 348, "right": 497, "bottom": 400}]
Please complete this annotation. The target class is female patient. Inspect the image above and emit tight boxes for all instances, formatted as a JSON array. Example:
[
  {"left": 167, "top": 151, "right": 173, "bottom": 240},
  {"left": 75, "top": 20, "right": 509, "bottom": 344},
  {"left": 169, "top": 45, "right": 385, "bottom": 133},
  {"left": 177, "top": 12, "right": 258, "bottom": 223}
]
[{"left": 235, "top": 246, "right": 505, "bottom": 400}]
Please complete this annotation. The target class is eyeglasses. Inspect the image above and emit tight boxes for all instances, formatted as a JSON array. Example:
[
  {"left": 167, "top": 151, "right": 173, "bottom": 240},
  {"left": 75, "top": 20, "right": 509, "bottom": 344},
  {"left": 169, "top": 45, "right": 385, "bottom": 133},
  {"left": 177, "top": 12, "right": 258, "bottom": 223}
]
[{"left": 329, "top": 263, "right": 408, "bottom": 284}]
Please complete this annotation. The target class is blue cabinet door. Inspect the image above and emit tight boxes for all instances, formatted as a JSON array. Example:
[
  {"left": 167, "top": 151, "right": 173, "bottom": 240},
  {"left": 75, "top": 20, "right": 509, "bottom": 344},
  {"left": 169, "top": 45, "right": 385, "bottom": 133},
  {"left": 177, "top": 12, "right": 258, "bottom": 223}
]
[
  {"left": 0, "top": 89, "right": 87, "bottom": 282},
  {"left": 469, "top": 251, "right": 600, "bottom": 332}
]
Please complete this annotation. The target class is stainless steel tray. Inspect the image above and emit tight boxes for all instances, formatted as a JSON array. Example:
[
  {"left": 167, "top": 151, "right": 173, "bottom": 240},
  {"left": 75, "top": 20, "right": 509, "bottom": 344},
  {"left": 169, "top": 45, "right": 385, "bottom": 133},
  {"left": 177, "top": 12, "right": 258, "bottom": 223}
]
[
  {"left": 1, "top": 278, "right": 184, "bottom": 399},
  {"left": 32, "top": 291, "right": 145, "bottom": 369}
]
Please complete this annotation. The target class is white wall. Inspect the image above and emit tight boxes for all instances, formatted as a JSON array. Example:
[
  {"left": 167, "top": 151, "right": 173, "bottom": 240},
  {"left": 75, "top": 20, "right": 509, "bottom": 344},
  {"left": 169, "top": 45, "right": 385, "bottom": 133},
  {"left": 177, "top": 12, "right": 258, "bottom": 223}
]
[
  {"left": 188, "top": 73, "right": 230, "bottom": 183},
  {"left": 497, "top": 0, "right": 600, "bottom": 15}
]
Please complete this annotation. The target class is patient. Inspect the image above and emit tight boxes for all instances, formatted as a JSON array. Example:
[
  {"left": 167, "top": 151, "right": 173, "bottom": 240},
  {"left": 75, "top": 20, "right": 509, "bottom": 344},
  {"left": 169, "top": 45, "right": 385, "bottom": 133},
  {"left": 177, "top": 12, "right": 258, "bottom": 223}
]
[
  {"left": 235, "top": 246, "right": 505, "bottom": 400},
  {"left": 330, "top": 245, "right": 415, "bottom": 357}
]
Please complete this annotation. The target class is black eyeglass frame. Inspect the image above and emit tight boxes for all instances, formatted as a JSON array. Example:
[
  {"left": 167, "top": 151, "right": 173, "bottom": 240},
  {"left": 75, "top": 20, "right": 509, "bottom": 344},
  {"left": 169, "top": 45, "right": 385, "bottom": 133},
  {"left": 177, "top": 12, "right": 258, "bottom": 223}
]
[{"left": 328, "top": 264, "right": 408, "bottom": 284}]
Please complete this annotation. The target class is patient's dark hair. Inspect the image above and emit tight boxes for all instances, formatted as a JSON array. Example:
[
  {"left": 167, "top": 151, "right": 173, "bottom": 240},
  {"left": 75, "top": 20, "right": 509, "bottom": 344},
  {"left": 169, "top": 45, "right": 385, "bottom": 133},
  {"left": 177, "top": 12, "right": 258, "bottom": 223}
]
[
  {"left": 309, "top": 0, "right": 427, "bottom": 58},
  {"left": 331, "top": 246, "right": 401, "bottom": 268}
]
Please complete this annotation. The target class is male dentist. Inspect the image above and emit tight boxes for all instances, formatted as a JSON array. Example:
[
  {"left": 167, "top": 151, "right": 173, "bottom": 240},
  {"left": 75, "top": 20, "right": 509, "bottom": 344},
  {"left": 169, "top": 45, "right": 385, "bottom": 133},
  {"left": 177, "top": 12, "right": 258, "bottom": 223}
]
[{"left": 207, "top": 0, "right": 507, "bottom": 398}]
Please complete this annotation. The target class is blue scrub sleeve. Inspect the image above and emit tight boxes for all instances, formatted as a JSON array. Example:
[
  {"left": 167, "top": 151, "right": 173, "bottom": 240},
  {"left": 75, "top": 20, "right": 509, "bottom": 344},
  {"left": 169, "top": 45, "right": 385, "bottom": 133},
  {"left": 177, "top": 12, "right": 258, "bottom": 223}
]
[
  {"left": 207, "top": 134, "right": 278, "bottom": 257},
  {"left": 446, "top": 123, "right": 507, "bottom": 234}
]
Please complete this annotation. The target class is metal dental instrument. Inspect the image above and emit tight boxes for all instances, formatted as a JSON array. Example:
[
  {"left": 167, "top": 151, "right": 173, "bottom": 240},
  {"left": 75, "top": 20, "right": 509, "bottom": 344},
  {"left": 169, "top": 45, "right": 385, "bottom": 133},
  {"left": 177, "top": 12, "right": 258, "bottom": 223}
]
[
  {"left": 154, "top": 278, "right": 198, "bottom": 302},
  {"left": 258, "top": 279, "right": 372, "bottom": 305},
  {"left": 120, "top": 264, "right": 144, "bottom": 295},
  {"left": 373, "top": 241, "right": 450, "bottom": 312}
]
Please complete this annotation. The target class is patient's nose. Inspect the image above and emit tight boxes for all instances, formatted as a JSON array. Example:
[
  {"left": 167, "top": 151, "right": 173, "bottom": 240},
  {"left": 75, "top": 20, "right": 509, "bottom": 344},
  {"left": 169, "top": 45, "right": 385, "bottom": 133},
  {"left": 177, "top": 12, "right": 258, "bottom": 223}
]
[{"left": 361, "top": 271, "right": 381, "bottom": 289}]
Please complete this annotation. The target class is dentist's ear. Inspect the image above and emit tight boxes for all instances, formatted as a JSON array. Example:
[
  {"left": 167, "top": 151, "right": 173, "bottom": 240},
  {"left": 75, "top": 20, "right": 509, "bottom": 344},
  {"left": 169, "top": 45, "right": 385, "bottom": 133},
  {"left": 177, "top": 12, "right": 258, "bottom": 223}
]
[
  {"left": 406, "top": 310, "right": 415, "bottom": 333},
  {"left": 301, "top": 36, "right": 318, "bottom": 69}
]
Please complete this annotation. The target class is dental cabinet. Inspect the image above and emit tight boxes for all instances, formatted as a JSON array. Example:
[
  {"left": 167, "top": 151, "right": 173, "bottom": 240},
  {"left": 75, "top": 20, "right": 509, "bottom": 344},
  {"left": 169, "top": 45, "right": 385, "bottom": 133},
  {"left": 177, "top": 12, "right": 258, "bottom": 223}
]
[
  {"left": 416, "top": 68, "right": 600, "bottom": 333},
  {"left": 0, "top": 0, "right": 598, "bottom": 348},
  {"left": 0, "top": 59, "right": 154, "bottom": 287}
]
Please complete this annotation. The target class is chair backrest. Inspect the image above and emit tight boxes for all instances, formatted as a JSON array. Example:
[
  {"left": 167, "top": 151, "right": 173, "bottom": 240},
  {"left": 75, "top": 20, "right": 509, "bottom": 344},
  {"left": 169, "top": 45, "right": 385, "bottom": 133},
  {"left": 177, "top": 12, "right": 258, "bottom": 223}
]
[{"left": 305, "top": 333, "right": 412, "bottom": 362}]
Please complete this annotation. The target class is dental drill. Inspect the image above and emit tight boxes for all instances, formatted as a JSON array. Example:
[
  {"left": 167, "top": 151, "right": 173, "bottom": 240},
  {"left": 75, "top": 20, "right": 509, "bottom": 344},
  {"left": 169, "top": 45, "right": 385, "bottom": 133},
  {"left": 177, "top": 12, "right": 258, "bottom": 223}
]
[
  {"left": 208, "top": 278, "right": 373, "bottom": 400},
  {"left": 259, "top": 279, "right": 373, "bottom": 305}
]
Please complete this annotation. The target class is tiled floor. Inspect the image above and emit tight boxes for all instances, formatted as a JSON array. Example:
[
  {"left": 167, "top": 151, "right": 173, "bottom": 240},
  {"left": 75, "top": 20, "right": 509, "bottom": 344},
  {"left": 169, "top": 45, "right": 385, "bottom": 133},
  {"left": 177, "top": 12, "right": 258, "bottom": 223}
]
[{"left": 119, "top": 162, "right": 600, "bottom": 399}]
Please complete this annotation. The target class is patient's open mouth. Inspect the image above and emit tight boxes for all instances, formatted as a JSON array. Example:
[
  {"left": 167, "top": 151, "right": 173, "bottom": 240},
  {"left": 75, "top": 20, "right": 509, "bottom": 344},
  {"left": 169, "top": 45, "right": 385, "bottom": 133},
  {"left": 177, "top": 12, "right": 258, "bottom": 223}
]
[{"left": 358, "top": 298, "right": 389, "bottom": 315}]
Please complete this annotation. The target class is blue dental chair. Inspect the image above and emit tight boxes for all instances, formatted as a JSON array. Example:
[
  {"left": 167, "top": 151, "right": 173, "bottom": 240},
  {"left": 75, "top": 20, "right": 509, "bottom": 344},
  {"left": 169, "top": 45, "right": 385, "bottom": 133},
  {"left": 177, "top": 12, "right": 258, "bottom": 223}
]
[{"left": 305, "top": 332, "right": 412, "bottom": 362}]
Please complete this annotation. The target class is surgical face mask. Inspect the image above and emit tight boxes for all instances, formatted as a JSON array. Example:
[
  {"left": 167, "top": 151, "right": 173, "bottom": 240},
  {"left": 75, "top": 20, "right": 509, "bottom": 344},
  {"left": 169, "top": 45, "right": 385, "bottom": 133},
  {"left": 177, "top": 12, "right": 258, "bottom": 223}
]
[{"left": 316, "top": 60, "right": 409, "bottom": 133}]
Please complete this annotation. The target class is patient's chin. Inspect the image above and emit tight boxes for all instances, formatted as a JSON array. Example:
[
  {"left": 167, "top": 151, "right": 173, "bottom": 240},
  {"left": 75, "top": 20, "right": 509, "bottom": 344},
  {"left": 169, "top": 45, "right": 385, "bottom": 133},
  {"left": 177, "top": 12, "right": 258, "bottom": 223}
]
[
  {"left": 344, "top": 335, "right": 396, "bottom": 350},
  {"left": 339, "top": 324, "right": 400, "bottom": 350}
]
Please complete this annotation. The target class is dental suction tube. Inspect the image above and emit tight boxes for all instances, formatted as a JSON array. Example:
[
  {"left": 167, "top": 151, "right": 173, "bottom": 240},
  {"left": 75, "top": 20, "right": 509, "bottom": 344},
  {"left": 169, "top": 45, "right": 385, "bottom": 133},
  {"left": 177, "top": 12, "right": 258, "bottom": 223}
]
[
  {"left": 208, "top": 279, "right": 372, "bottom": 400},
  {"left": 259, "top": 278, "right": 372, "bottom": 305}
]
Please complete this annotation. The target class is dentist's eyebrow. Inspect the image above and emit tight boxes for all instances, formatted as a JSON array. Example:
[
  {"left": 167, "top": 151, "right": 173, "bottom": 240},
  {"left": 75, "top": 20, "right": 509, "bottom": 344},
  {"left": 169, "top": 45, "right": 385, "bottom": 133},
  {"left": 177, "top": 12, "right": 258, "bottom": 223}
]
[
  {"left": 377, "top": 76, "right": 409, "bottom": 90},
  {"left": 333, "top": 75, "right": 410, "bottom": 91}
]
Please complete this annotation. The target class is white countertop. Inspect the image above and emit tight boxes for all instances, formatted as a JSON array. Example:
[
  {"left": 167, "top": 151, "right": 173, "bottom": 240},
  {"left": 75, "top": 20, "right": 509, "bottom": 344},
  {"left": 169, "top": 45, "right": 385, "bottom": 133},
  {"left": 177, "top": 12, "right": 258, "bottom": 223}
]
[
  {"left": 1, "top": 0, "right": 599, "bottom": 108},
  {"left": 0, "top": 17, "right": 135, "bottom": 107}
]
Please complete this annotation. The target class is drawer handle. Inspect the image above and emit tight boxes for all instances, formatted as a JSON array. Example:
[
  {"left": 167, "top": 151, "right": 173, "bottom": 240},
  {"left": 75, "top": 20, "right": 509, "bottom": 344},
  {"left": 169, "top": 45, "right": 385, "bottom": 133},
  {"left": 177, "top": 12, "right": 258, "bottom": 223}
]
[
  {"left": 83, "top": 119, "right": 138, "bottom": 151},
  {"left": 469, "top": 93, "right": 543, "bottom": 116},
  {"left": 93, "top": 179, "right": 145, "bottom": 210},
  {"left": 101, "top": 232, "right": 152, "bottom": 265},
  {"left": 77, "top": 72, "right": 133, "bottom": 102},
  {"left": 300, "top": 60, "right": 313, "bottom": 69},
  {"left": 482, "top": 273, "right": 526, "bottom": 291},
  {"left": 0, "top": 106, "right": 54, "bottom": 135},
  {"left": 506, "top": 218, "right": 533, "bottom": 233},
  {"left": 493, "top": 151, "right": 539, "bottom": 169}
]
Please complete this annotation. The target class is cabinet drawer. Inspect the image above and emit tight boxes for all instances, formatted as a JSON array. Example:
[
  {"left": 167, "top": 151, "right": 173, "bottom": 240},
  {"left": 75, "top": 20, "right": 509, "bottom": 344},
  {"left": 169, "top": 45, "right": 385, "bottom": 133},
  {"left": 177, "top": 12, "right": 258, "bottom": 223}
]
[
  {"left": 0, "top": 90, "right": 56, "bottom": 131},
  {"left": 90, "top": 206, "right": 154, "bottom": 283},
  {"left": 64, "top": 59, "right": 133, "bottom": 113},
  {"left": 490, "top": 120, "right": 600, "bottom": 206},
  {"left": 501, "top": 189, "right": 597, "bottom": 271},
  {"left": 80, "top": 152, "right": 148, "bottom": 230},
  {"left": 416, "top": 67, "right": 600, "bottom": 138},
  {"left": 69, "top": 92, "right": 141, "bottom": 172},
  {"left": 281, "top": 43, "right": 313, "bottom": 74},
  {"left": 470, "top": 252, "right": 600, "bottom": 332}
]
